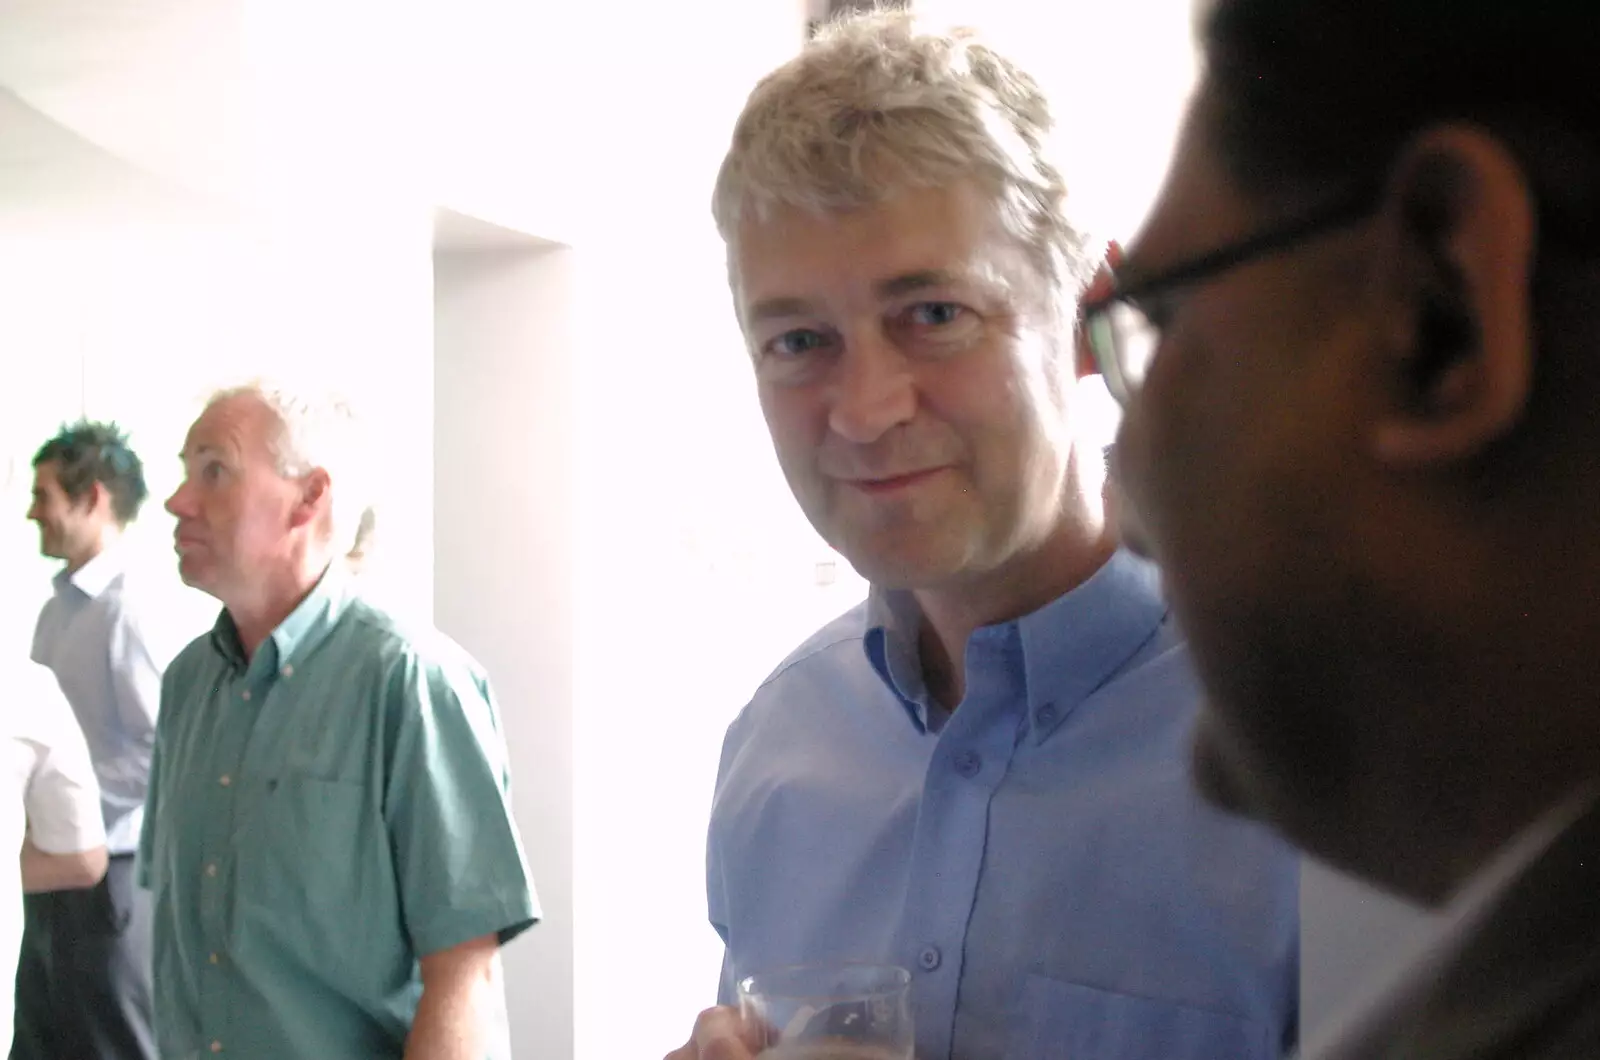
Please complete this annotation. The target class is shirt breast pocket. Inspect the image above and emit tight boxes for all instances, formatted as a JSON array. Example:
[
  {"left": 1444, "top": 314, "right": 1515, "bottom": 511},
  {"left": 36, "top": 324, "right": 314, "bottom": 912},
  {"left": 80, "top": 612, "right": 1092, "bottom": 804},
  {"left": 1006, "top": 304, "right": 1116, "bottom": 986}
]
[
  {"left": 1005, "top": 975, "right": 1272, "bottom": 1060},
  {"left": 236, "top": 775, "right": 372, "bottom": 925}
]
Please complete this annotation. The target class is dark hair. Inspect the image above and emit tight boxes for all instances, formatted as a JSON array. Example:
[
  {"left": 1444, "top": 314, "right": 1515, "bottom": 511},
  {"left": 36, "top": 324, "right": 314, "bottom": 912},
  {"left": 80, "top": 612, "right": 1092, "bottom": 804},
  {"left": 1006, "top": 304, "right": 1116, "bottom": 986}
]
[
  {"left": 32, "top": 420, "right": 149, "bottom": 526},
  {"left": 1202, "top": 0, "right": 1600, "bottom": 211}
]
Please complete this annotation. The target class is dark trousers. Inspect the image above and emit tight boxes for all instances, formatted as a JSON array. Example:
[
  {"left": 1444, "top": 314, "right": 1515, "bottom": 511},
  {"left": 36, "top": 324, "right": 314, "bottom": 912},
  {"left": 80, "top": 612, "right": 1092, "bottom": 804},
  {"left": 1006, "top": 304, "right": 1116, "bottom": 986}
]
[{"left": 10, "top": 854, "right": 156, "bottom": 1060}]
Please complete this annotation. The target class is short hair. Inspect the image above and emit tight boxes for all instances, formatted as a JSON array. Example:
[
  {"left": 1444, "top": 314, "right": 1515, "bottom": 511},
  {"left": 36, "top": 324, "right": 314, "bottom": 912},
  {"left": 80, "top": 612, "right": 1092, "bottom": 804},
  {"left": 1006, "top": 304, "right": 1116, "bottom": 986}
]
[
  {"left": 32, "top": 420, "right": 149, "bottom": 525},
  {"left": 208, "top": 381, "right": 369, "bottom": 554},
  {"left": 1202, "top": 0, "right": 1600, "bottom": 222},
  {"left": 712, "top": 8, "right": 1094, "bottom": 307}
]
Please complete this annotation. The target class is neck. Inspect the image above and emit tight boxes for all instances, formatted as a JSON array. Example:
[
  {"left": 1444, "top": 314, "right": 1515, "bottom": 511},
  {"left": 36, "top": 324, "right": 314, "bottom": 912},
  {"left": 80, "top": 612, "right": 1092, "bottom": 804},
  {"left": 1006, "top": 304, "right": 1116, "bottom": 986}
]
[
  {"left": 913, "top": 488, "right": 1116, "bottom": 709},
  {"left": 1321, "top": 517, "right": 1600, "bottom": 904},
  {"left": 64, "top": 525, "right": 120, "bottom": 575},
  {"left": 225, "top": 554, "right": 332, "bottom": 659},
  {"left": 1362, "top": 773, "right": 1597, "bottom": 907}
]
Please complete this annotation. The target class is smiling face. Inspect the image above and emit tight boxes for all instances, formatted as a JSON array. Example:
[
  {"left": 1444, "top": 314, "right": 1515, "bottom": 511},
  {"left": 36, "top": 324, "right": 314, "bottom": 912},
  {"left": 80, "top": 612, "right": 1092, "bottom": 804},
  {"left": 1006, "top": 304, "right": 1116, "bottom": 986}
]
[
  {"left": 733, "top": 181, "right": 1087, "bottom": 592},
  {"left": 27, "top": 461, "right": 106, "bottom": 567}
]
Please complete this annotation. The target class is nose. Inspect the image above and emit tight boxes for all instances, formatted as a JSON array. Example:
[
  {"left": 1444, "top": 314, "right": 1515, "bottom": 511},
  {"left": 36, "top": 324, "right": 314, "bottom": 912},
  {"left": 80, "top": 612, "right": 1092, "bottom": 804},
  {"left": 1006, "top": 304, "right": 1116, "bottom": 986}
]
[
  {"left": 827, "top": 330, "right": 917, "bottom": 445},
  {"left": 166, "top": 480, "right": 194, "bottom": 519}
]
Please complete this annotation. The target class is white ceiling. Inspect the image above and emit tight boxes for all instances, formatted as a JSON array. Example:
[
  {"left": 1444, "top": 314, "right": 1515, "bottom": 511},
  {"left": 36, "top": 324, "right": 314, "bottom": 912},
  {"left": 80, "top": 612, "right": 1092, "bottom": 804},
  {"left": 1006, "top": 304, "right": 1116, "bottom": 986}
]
[
  {"left": 0, "top": 0, "right": 532, "bottom": 243},
  {"left": 0, "top": 86, "right": 240, "bottom": 233},
  {"left": 0, "top": 0, "right": 250, "bottom": 215},
  {"left": 431, "top": 209, "right": 562, "bottom": 254}
]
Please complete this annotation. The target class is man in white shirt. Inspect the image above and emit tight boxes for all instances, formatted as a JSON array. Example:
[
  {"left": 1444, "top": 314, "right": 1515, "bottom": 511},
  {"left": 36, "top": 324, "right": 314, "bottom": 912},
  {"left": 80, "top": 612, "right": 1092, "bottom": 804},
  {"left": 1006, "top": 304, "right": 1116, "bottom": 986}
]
[
  {"left": 21, "top": 421, "right": 166, "bottom": 1060},
  {"left": 3, "top": 659, "right": 109, "bottom": 1058}
]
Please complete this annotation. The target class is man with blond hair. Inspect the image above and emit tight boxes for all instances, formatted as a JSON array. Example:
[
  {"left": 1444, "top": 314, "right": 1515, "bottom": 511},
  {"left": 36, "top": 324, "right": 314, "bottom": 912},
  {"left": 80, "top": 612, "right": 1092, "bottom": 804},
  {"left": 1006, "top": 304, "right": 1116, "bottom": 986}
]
[
  {"left": 669, "top": 11, "right": 1298, "bottom": 1060},
  {"left": 139, "top": 382, "right": 539, "bottom": 1060}
]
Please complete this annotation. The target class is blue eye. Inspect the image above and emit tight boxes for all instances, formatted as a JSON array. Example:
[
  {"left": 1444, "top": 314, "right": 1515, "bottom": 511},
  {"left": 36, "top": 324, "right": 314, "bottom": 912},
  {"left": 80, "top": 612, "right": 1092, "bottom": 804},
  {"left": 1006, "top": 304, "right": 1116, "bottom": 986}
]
[
  {"left": 764, "top": 329, "right": 832, "bottom": 359},
  {"left": 906, "top": 302, "right": 965, "bottom": 327}
]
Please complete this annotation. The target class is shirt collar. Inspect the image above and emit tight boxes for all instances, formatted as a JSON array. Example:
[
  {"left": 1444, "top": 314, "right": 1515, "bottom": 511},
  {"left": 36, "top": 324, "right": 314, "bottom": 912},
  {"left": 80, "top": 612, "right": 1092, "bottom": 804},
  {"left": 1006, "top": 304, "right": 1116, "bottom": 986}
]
[
  {"left": 863, "top": 549, "right": 1170, "bottom": 742},
  {"left": 56, "top": 543, "right": 124, "bottom": 600},
  {"left": 209, "top": 565, "right": 351, "bottom": 673},
  {"left": 864, "top": 589, "right": 936, "bottom": 730}
]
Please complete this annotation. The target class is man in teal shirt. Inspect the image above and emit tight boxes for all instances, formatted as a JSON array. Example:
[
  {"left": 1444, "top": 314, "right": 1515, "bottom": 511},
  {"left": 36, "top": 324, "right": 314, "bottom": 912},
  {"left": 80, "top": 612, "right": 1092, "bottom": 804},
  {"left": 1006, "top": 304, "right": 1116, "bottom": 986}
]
[{"left": 139, "top": 382, "right": 538, "bottom": 1059}]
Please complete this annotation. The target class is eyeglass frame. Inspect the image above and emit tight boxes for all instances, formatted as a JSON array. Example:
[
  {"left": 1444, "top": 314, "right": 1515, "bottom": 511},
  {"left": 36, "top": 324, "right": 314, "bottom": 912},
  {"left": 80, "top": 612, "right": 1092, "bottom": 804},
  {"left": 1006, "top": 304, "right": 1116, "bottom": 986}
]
[{"left": 1079, "top": 183, "right": 1384, "bottom": 405}]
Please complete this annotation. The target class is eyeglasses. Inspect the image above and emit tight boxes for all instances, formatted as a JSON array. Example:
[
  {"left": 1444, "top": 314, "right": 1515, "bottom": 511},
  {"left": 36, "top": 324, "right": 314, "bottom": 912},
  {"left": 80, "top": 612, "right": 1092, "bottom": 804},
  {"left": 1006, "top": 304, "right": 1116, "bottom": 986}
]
[{"left": 1080, "top": 185, "right": 1382, "bottom": 405}]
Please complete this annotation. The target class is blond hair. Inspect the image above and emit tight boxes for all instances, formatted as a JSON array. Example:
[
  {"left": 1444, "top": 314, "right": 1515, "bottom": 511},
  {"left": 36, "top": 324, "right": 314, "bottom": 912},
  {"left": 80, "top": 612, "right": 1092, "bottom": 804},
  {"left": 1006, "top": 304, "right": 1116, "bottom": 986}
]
[{"left": 712, "top": 8, "right": 1092, "bottom": 304}]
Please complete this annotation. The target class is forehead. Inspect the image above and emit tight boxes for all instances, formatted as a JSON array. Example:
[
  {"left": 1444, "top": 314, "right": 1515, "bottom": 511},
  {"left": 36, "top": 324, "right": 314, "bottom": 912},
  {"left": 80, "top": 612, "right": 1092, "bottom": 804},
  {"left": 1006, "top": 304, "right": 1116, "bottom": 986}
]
[
  {"left": 32, "top": 461, "right": 62, "bottom": 490},
  {"left": 183, "top": 395, "right": 273, "bottom": 457},
  {"left": 731, "top": 181, "right": 1034, "bottom": 310},
  {"left": 1126, "top": 92, "right": 1259, "bottom": 274}
]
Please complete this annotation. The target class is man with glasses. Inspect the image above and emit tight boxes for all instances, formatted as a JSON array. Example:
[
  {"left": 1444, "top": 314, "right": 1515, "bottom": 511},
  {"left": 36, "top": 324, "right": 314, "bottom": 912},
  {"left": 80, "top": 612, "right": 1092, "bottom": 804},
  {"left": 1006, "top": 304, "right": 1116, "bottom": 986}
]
[
  {"left": 1093, "top": 1, "right": 1600, "bottom": 1057},
  {"left": 668, "top": 10, "right": 1298, "bottom": 1060}
]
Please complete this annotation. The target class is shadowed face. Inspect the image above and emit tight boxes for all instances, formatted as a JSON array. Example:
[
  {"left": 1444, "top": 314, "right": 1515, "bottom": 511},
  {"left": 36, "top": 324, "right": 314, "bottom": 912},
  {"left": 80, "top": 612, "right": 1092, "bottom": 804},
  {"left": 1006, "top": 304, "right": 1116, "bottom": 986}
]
[{"left": 1110, "top": 75, "right": 1562, "bottom": 898}]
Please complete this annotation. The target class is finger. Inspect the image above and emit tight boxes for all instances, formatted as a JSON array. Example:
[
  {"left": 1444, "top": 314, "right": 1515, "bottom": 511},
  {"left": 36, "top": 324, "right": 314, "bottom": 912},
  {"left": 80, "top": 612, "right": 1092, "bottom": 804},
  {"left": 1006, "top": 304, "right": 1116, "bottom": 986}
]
[{"left": 693, "top": 1006, "right": 762, "bottom": 1060}]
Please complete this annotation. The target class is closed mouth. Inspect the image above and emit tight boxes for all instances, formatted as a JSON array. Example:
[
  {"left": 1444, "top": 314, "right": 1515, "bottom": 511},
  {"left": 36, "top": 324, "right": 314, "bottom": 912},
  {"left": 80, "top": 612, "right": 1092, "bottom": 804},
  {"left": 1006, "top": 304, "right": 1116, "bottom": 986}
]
[{"left": 847, "top": 467, "right": 947, "bottom": 495}]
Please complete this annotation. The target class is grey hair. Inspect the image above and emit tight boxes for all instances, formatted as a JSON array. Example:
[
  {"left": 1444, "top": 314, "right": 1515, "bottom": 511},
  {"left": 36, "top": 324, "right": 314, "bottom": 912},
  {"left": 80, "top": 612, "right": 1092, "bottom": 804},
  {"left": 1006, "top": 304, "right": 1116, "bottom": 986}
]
[
  {"left": 712, "top": 8, "right": 1094, "bottom": 305},
  {"left": 207, "top": 380, "right": 369, "bottom": 555}
]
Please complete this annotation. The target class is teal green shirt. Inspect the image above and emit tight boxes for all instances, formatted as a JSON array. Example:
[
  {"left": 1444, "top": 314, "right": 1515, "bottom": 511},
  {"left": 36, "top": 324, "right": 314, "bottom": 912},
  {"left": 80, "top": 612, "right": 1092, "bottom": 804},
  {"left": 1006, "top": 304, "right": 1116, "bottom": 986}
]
[{"left": 138, "top": 570, "right": 538, "bottom": 1059}]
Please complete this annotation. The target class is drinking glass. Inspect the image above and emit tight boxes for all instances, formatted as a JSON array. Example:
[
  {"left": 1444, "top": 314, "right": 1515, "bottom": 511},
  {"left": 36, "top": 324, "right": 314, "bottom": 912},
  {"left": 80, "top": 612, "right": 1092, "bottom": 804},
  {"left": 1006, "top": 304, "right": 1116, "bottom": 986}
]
[{"left": 737, "top": 962, "right": 914, "bottom": 1060}]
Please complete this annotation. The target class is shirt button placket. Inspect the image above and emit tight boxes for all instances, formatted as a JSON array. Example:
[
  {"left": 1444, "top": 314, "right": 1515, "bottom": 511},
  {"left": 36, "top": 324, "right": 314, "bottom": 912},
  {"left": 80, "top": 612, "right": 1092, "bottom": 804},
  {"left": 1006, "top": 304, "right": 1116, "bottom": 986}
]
[{"left": 953, "top": 749, "right": 982, "bottom": 779}]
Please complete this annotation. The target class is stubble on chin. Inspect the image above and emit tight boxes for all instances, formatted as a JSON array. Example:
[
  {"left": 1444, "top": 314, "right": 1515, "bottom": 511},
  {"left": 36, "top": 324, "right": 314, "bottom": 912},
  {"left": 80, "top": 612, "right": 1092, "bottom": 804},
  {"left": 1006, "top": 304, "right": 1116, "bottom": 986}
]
[{"left": 1190, "top": 710, "right": 1263, "bottom": 822}]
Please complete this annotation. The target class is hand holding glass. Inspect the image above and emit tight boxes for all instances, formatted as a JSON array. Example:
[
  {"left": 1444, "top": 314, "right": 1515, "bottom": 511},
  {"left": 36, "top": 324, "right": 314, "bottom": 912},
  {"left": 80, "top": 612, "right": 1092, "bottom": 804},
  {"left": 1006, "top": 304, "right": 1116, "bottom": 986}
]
[{"left": 737, "top": 963, "right": 913, "bottom": 1060}]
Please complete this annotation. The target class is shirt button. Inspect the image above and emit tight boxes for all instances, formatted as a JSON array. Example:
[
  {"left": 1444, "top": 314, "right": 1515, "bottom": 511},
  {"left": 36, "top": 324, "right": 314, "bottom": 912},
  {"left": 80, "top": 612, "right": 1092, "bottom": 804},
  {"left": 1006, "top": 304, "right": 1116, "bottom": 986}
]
[
  {"left": 218, "top": 775, "right": 231, "bottom": 787},
  {"left": 240, "top": 689, "right": 251, "bottom": 702},
  {"left": 1037, "top": 704, "right": 1059, "bottom": 727},
  {"left": 281, "top": 664, "right": 294, "bottom": 678},
  {"left": 954, "top": 750, "right": 982, "bottom": 778},
  {"left": 205, "top": 863, "right": 218, "bottom": 878},
  {"left": 917, "top": 946, "right": 942, "bottom": 971},
  {"left": 210, "top": 1042, "right": 223, "bottom": 1053},
  {"left": 209, "top": 952, "right": 220, "bottom": 964}
]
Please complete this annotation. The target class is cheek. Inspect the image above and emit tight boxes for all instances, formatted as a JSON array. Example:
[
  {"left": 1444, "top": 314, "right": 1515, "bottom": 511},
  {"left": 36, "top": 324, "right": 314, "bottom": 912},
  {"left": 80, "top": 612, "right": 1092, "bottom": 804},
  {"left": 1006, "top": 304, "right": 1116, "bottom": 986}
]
[
  {"left": 923, "top": 348, "right": 1042, "bottom": 458},
  {"left": 758, "top": 386, "right": 826, "bottom": 469},
  {"left": 202, "top": 490, "right": 250, "bottom": 539}
]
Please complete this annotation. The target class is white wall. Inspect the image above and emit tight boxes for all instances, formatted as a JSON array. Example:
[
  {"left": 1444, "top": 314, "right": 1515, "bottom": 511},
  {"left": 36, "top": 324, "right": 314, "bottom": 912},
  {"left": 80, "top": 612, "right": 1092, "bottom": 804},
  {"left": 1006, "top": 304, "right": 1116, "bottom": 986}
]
[
  {"left": 557, "top": 1, "right": 872, "bottom": 1055},
  {"left": 432, "top": 238, "right": 577, "bottom": 1060},
  {"left": 0, "top": 218, "right": 435, "bottom": 663}
]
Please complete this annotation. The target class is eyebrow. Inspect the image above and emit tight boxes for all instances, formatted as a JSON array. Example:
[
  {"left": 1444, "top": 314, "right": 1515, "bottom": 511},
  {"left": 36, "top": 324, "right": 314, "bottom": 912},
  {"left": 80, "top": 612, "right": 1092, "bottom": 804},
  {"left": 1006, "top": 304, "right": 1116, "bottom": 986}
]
[
  {"left": 179, "top": 445, "right": 226, "bottom": 461},
  {"left": 744, "top": 270, "right": 965, "bottom": 325}
]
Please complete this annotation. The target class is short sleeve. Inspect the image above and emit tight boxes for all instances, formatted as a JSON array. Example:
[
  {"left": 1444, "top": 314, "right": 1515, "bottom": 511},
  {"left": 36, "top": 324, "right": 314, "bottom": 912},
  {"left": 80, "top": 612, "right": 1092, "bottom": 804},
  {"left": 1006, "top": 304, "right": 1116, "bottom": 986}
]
[
  {"left": 384, "top": 649, "right": 539, "bottom": 958},
  {"left": 18, "top": 663, "right": 106, "bottom": 855}
]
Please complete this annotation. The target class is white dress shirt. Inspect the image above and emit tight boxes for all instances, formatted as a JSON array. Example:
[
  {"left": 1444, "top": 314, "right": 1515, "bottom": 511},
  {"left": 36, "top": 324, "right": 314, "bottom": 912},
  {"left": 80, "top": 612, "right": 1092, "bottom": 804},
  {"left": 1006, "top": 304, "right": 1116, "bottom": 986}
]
[
  {"left": 2, "top": 658, "right": 107, "bottom": 1055},
  {"left": 31, "top": 545, "right": 166, "bottom": 854}
]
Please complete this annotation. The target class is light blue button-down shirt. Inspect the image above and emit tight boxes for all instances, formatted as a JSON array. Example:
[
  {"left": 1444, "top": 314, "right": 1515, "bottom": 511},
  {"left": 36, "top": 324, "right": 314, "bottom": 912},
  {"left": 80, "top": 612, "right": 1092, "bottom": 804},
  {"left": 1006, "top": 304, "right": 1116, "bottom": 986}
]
[
  {"left": 30, "top": 544, "right": 168, "bottom": 855},
  {"left": 139, "top": 568, "right": 538, "bottom": 1060},
  {"left": 708, "top": 550, "right": 1299, "bottom": 1060}
]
